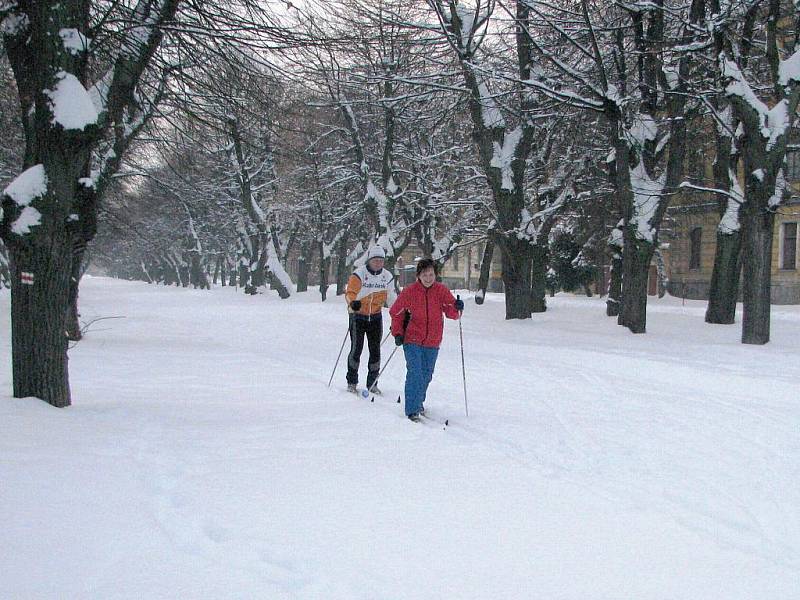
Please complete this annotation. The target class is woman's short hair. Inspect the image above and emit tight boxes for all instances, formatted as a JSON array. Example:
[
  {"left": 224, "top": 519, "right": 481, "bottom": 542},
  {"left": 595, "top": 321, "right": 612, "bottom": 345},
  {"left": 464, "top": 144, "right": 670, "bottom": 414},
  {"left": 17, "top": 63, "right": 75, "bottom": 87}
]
[{"left": 416, "top": 258, "right": 438, "bottom": 276}]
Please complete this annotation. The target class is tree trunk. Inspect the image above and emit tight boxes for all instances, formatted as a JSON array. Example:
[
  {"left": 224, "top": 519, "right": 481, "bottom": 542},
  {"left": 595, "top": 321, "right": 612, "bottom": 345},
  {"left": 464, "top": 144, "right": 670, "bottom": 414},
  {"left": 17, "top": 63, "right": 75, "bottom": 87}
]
[
  {"left": 705, "top": 231, "right": 742, "bottom": 324},
  {"left": 740, "top": 203, "right": 773, "bottom": 344},
  {"left": 474, "top": 238, "right": 495, "bottom": 305},
  {"left": 0, "top": 241, "right": 10, "bottom": 288},
  {"left": 213, "top": 255, "right": 223, "bottom": 286},
  {"left": 65, "top": 247, "right": 86, "bottom": 342},
  {"left": 250, "top": 234, "right": 266, "bottom": 290},
  {"left": 228, "top": 259, "right": 237, "bottom": 287},
  {"left": 319, "top": 242, "right": 330, "bottom": 302},
  {"left": 295, "top": 240, "right": 312, "bottom": 293},
  {"left": 8, "top": 240, "right": 73, "bottom": 407},
  {"left": 606, "top": 253, "right": 623, "bottom": 316},
  {"left": 296, "top": 256, "right": 310, "bottom": 293},
  {"left": 238, "top": 262, "right": 249, "bottom": 291},
  {"left": 618, "top": 236, "right": 655, "bottom": 334},
  {"left": 530, "top": 243, "right": 547, "bottom": 313},
  {"left": 336, "top": 237, "right": 349, "bottom": 296},
  {"left": 499, "top": 237, "right": 533, "bottom": 320},
  {"left": 594, "top": 237, "right": 606, "bottom": 298},
  {"left": 189, "top": 252, "right": 208, "bottom": 289}
]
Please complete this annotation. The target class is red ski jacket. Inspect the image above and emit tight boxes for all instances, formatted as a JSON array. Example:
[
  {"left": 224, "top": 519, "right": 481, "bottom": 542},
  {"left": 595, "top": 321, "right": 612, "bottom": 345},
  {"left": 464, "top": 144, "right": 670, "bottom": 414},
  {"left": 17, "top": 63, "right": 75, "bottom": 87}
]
[{"left": 389, "top": 281, "right": 460, "bottom": 349}]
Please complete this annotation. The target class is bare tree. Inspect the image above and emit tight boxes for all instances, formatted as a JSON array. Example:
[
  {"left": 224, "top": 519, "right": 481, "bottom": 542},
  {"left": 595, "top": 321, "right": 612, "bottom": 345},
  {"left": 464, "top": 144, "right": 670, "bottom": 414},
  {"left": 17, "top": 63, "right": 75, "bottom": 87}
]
[
  {"left": 1, "top": 0, "right": 181, "bottom": 406},
  {"left": 714, "top": 0, "right": 800, "bottom": 344}
]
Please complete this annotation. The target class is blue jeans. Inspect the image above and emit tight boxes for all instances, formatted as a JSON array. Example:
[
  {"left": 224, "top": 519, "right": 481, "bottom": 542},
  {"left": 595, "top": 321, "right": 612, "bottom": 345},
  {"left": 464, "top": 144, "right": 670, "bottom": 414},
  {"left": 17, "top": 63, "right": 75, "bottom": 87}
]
[{"left": 403, "top": 343, "right": 439, "bottom": 416}]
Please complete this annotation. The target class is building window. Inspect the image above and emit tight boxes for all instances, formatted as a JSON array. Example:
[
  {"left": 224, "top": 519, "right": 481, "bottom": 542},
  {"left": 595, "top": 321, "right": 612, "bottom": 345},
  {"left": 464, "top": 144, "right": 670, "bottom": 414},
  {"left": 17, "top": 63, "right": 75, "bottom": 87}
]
[
  {"left": 781, "top": 222, "right": 797, "bottom": 270},
  {"left": 787, "top": 150, "right": 800, "bottom": 182},
  {"left": 689, "top": 227, "right": 702, "bottom": 270}
]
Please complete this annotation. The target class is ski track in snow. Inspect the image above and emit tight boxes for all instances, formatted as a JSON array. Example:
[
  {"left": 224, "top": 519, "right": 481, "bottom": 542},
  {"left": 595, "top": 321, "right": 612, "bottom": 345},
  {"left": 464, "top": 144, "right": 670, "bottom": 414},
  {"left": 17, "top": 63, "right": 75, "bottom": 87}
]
[
  {"left": 128, "top": 415, "right": 311, "bottom": 598},
  {"left": 2, "top": 278, "right": 799, "bottom": 599}
]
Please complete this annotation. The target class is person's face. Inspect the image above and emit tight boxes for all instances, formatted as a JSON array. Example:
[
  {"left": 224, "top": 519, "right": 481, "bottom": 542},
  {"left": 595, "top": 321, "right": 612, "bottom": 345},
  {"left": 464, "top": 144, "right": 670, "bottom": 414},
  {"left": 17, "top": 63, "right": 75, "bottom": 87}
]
[
  {"left": 368, "top": 257, "right": 384, "bottom": 271},
  {"left": 418, "top": 267, "right": 436, "bottom": 288}
]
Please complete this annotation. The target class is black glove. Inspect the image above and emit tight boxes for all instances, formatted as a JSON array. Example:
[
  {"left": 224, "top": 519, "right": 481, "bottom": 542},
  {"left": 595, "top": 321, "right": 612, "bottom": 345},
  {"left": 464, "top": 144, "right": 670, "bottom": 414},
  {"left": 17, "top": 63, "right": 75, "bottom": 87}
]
[
  {"left": 394, "top": 335, "right": 404, "bottom": 346},
  {"left": 454, "top": 298, "right": 464, "bottom": 311},
  {"left": 351, "top": 300, "right": 362, "bottom": 311}
]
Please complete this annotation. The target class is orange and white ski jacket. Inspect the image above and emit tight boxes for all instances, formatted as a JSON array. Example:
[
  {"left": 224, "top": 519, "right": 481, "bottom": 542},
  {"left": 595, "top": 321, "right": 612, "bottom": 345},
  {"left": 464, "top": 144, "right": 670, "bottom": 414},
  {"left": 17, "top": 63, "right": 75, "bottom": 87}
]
[{"left": 345, "top": 265, "right": 397, "bottom": 319}]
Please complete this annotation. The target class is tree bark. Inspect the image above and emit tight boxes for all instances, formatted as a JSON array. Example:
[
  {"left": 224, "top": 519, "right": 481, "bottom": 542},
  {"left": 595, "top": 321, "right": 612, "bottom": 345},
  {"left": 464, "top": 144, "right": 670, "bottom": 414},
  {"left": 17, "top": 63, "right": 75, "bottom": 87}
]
[
  {"left": 740, "top": 200, "right": 774, "bottom": 344},
  {"left": 296, "top": 252, "right": 310, "bottom": 293},
  {"left": 530, "top": 243, "right": 547, "bottom": 313},
  {"left": 336, "top": 238, "right": 349, "bottom": 296},
  {"left": 498, "top": 237, "right": 533, "bottom": 320},
  {"left": 188, "top": 251, "right": 207, "bottom": 289},
  {"left": 65, "top": 245, "right": 86, "bottom": 342},
  {"left": 7, "top": 240, "right": 72, "bottom": 407},
  {"left": 0, "top": 241, "right": 10, "bottom": 288},
  {"left": 606, "top": 253, "right": 623, "bottom": 317},
  {"left": 319, "top": 241, "right": 330, "bottom": 302},
  {"left": 618, "top": 236, "right": 655, "bottom": 333},
  {"left": 228, "top": 263, "right": 237, "bottom": 287},
  {"left": 706, "top": 109, "right": 742, "bottom": 324},
  {"left": 705, "top": 231, "right": 741, "bottom": 324},
  {"left": 212, "top": 255, "right": 221, "bottom": 285},
  {"left": 475, "top": 238, "right": 494, "bottom": 305}
]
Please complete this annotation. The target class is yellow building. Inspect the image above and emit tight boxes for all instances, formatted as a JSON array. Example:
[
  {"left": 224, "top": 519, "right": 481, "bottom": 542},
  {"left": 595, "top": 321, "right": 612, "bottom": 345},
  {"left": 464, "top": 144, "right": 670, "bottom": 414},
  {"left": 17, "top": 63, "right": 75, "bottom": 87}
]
[{"left": 665, "top": 196, "right": 800, "bottom": 304}]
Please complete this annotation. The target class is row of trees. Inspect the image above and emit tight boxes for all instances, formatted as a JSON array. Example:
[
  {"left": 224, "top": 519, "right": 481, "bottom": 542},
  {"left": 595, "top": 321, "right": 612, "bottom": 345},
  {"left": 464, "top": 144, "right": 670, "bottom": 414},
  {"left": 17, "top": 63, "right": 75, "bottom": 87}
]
[{"left": 2, "top": 0, "right": 798, "bottom": 407}]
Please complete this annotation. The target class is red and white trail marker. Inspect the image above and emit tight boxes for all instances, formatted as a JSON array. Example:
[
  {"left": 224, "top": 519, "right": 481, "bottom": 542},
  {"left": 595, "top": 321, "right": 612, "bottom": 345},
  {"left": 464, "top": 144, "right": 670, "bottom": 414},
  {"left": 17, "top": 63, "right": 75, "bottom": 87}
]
[{"left": 20, "top": 272, "right": 34, "bottom": 286}]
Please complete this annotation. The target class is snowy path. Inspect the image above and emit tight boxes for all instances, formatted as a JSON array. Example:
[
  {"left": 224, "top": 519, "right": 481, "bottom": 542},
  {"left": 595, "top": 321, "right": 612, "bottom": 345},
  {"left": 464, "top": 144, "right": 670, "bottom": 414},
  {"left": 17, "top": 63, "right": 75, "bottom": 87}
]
[{"left": 1, "top": 277, "right": 798, "bottom": 599}]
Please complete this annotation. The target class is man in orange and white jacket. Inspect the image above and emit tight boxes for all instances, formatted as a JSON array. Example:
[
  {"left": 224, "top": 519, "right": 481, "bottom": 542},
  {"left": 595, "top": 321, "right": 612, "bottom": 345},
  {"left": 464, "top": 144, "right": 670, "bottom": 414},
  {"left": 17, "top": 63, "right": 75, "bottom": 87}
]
[{"left": 344, "top": 245, "right": 397, "bottom": 394}]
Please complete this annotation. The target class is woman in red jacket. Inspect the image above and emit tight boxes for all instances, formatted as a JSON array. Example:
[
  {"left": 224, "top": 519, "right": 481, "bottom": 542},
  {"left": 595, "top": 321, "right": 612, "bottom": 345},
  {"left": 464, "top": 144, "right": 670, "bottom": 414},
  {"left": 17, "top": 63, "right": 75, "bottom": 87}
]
[{"left": 389, "top": 259, "right": 464, "bottom": 421}]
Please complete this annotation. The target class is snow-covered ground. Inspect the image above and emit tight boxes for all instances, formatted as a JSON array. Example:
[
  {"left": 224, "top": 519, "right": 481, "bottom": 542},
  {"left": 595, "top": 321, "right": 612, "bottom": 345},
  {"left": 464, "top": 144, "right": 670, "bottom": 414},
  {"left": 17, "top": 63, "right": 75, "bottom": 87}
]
[{"left": 1, "top": 277, "right": 798, "bottom": 599}]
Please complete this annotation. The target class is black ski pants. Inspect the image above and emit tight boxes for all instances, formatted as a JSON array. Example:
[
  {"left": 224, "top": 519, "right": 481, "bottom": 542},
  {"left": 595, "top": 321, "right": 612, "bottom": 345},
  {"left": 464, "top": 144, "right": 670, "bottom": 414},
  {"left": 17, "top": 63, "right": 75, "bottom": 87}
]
[{"left": 346, "top": 314, "right": 382, "bottom": 387}]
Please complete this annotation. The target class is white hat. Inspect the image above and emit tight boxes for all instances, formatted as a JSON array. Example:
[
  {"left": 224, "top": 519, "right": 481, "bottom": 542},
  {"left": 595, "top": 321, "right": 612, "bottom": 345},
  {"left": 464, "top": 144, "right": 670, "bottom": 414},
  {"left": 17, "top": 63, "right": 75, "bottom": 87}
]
[{"left": 367, "top": 245, "right": 386, "bottom": 260}]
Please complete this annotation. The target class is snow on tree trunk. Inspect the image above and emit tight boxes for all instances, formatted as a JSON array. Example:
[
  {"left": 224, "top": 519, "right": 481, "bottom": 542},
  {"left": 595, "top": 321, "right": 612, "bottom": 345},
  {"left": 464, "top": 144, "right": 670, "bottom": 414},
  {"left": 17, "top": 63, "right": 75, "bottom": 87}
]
[
  {"left": 706, "top": 121, "right": 742, "bottom": 325},
  {"left": 430, "top": 0, "right": 545, "bottom": 320},
  {"left": 617, "top": 104, "right": 687, "bottom": 334},
  {"left": 0, "top": 0, "right": 180, "bottom": 406},
  {"left": 228, "top": 117, "right": 292, "bottom": 299},
  {"left": 717, "top": 0, "right": 800, "bottom": 342},
  {"left": 606, "top": 228, "right": 623, "bottom": 317},
  {"left": 0, "top": 240, "right": 9, "bottom": 288},
  {"left": 263, "top": 240, "right": 292, "bottom": 299}
]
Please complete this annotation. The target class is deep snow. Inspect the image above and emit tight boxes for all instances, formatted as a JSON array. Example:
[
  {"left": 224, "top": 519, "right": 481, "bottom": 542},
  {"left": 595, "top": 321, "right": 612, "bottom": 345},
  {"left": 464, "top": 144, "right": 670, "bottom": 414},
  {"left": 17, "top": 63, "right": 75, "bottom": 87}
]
[{"left": 1, "top": 277, "right": 798, "bottom": 599}]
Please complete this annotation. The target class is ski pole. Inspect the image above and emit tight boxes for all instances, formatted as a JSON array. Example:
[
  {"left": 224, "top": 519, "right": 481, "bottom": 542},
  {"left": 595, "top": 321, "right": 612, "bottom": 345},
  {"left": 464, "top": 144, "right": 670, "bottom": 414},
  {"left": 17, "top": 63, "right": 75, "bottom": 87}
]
[
  {"left": 367, "top": 311, "right": 410, "bottom": 396},
  {"left": 380, "top": 331, "right": 392, "bottom": 346},
  {"left": 457, "top": 295, "right": 468, "bottom": 417},
  {"left": 367, "top": 344, "right": 401, "bottom": 396},
  {"left": 327, "top": 325, "right": 351, "bottom": 387}
]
